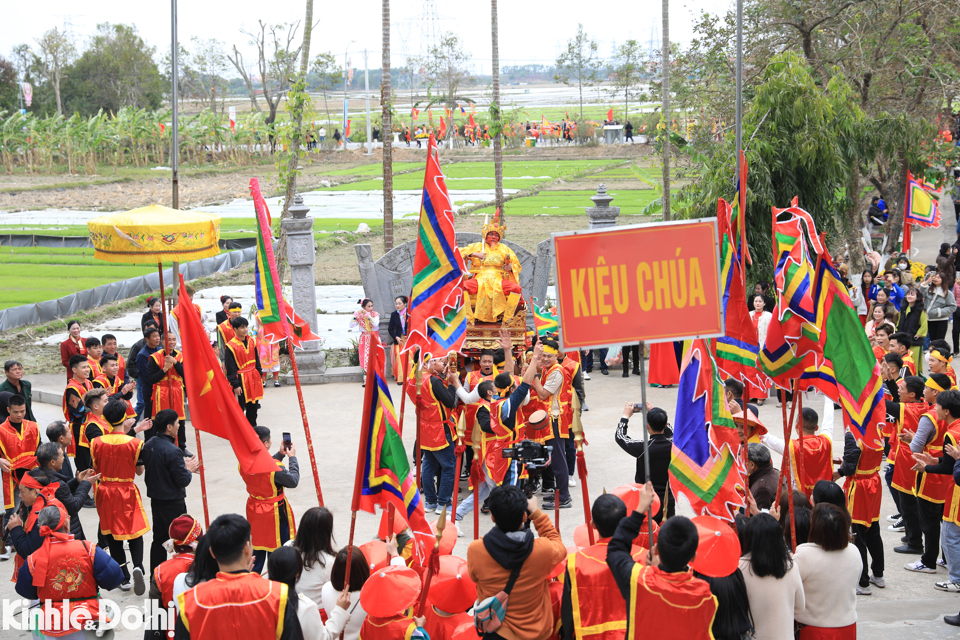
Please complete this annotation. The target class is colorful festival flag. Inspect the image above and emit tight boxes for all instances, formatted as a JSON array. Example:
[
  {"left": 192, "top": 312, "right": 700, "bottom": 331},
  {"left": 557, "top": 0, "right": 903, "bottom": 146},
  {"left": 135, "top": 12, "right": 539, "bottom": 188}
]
[
  {"left": 669, "top": 339, "right": 746, "bottom": 522},
  {"left": 904, "top": 170, "right": 941, "bottom": 228},
  {"left": 404, "top": 135, "right": 468, "bottom": 356},
  {"left": 177, "top": 274, "right": 279, "bottom": 475},
  {"left": 531, "top": 301, "right": 559, "bottom": 337},
  {"left": 358, "top": 347, "right": 435, "bottom": 562},
  {"left": 250, "top": 178, "right": 322, "bottom": 348}
]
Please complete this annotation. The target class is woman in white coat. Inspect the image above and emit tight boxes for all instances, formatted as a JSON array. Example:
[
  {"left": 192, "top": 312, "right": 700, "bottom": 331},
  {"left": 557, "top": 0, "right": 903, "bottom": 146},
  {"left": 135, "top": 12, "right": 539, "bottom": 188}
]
[{"left": 749, "top": 294, "right": 773, "bottom": 405}]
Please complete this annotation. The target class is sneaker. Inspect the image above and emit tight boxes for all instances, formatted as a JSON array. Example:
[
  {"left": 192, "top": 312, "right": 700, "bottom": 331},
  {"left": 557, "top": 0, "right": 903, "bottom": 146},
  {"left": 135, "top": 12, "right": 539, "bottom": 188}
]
[
  {"left": 132, "top": 567, "right": 145, "bottom": 596},
  {"left": 904, "top": 560, "right": 937, "bottom": 574},
  {"left": 935, "top": 581, "right": 960, "bottom": 593},
  {"left": 886, "top": 514, "right": 902, "bottom": 522},
  {"left": 455, "top": 521, "right": 464, "bottom": 538},
  {"left": 600, "top": 369, "right": 609, "bottom": 375},
  {"left": 568, "top": 476, "right": 577, "bottom": 488},
  {"left": 425, "top": 503, "right": 438, "bottom": 512},
  {"left": 274, "top": 380, "right": 281, "bottom": 387},
  {"left": 542, "top": 497, "right": 573, "bottom": 509},
  {"left": 869, "top": 575, "right": 886, "bottom": 588},
  {"left": 583, "top": 372, "right": 591, "bottom": 380},
  {"left": 939, "top": 557, "right": 948, "bottom": 568},
  {"left": 119, "top": 580, "right": 133, "bottom": 592},
  {"left": 856, "top": 585, "right": 873, "bottom": 595},
  {"left": 0, "top": 545, "right": 9, "bottom": 561},
  {"left": 894, "top": 544, "right": 923, "bottom": 554},
  {"left": 887, "top": 519, "right": 905, "bottom": 532},
  {"left": 435, "top": 505, "right": 449, "bottom": 515}
]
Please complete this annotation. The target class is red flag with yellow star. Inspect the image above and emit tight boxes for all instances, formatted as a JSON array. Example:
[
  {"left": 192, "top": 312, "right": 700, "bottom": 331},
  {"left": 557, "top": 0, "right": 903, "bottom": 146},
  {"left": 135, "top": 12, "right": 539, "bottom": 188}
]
[{"left": 177, "top": 274, "right": 279, "bottom": 474}]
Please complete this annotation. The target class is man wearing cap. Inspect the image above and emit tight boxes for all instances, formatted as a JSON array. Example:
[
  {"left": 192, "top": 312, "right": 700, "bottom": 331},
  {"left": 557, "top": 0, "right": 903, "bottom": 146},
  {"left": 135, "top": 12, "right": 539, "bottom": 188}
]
[
  {"left": 531, "top": 339, "right": 573, "bottom": 510},
  {"left": 359, "top": 564, "right": 429, "bottom": 640},
  {"left": 761, "top": 396, "right": 835, "bottom": 498},
  {"left": 746, "top": 443, "right": 779, "bottom": 511},
  {"left": 15, "top": 504, "right": 124, "bottom": 638},
  {"left": 413, "top": 355, "right": 459, "bottom": 513},
  {"left": 176, "top": 513, "right": 303, "bottom": 639},
  {"left": 142, "top": 409, "right": 200, "bottom": 573},
  {"left": 148, "top": 515, "right": 203, "bottom": 638},
  {"left": 560, "top": 493, "right": 629, "bottom": 640}
]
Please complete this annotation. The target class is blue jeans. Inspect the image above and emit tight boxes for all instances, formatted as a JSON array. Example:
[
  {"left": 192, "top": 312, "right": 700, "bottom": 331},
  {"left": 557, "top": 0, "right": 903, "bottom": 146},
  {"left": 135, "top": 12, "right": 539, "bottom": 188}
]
[
  {"left": 135, "top": 377, "right": 147, "bottom": 418},
  {"left": 942, "top": 520, "right": 960, "bottom": 584},
  {"left": 421, "top": 434, "right": 456, "bottom": 508},
  {"left": 457, "top": 460, "right": 517, "bottom": 520}
]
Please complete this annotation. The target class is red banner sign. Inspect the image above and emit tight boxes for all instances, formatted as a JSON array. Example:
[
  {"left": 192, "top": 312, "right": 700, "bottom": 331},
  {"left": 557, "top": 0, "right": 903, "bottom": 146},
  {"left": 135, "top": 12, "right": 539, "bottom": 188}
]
[{"left": 553, "top": 219, "right": 723, "bottom": 349}]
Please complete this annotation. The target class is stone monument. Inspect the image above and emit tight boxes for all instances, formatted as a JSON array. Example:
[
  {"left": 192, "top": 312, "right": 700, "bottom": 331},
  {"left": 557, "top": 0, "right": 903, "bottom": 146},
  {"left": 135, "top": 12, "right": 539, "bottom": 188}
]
[
  {"left": 281, "top": 195, "right": 326, "bottom": 382},
  {"left": 585, "top": 184, "right": 621, "bottom": 229}
]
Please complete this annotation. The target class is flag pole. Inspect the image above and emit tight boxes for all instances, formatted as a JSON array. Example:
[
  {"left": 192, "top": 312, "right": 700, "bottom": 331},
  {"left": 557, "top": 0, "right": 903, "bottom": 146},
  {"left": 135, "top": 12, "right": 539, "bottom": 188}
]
[
  {"left": 571, "top": 391, "right": 592, "bottom": 544},
  {"left": 638, "top": 341, "right": 655, "bottom": 555},
  {"left": 472, "top": 439, "right": 482, "bottom": 540},
  {"left": 194, "top": 428, "right": 210, "bottom": 528},
  {"left": 397, "top": 344, "right": 412, "bottom": 436},
  {"left": 416, "top": 508, "right": 445, "bottom": 616},
  {"left": 415, "top": 362, "right": 423, "bottom": 490},
  {"left": 283, "top": 329, "right": 325, "bottom": 506},
  {"left": 345, "top": 337, "right": 377, "bottom": 593}
]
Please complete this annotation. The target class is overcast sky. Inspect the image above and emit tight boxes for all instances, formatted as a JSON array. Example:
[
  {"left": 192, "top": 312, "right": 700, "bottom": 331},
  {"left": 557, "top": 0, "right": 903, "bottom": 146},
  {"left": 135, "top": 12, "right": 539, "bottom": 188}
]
[{"left": 3, "top": 0, "right": 723, "bottom": 76}]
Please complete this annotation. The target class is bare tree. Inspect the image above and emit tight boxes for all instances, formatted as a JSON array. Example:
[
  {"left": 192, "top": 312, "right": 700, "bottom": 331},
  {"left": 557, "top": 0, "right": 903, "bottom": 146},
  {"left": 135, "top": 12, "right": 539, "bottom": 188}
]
[
  {"left": 425, "top": 33, "right": 471, "bottom": 110},
  {"left": 282, "top": 0, "right": 314, "bottom": 217},
  {"left": 228, "top": 45, "right": 261, "bottom": 112},
  {"left": 185, "top": 37, "right": 229, "bottom": 115},
  {"left": 383, "top": 0, "right": 394, "bottom": 251},
  {"left": 228, "top": 21, "right": 302, "bottom": 125},
  {"left": 35, "top": 28, "right": 75, "bottom": 116},
  {"left": 491, "top": 0, "right": 503, "bottom": 212}
]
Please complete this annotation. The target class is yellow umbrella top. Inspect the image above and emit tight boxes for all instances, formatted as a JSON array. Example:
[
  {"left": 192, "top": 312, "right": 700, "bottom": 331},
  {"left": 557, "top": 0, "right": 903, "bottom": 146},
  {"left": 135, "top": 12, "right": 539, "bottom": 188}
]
[{"left": 87, "top": 205, "right": 221, "bottom": 264}]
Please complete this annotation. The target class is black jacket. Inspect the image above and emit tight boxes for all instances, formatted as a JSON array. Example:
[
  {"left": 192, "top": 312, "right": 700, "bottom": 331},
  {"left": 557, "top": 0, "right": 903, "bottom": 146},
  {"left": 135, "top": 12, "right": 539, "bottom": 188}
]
[
  {"left": 388, "top": 310, "right": 407, "bottom": 344},
  {"left": 141, "top": 433, "right": 192, "bottom": 502},
  {"left": 41, "top": 465, "right": 90, "bottom": 539},
  {"left": 141, "top": 310, "right": 165, "bottom": 332},
  {"left": 128, "top": 339, "right": 146, "bottom": 380},
  {"left": 615, "top": 418, "right": 673, "bottom": 494}
]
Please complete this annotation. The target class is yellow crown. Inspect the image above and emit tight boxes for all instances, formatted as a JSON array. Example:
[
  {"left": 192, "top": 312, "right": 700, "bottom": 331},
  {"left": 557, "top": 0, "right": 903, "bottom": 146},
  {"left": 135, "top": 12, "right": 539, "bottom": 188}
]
[{"left": 481, "top": 208, "right": 506, "bottom": 240}]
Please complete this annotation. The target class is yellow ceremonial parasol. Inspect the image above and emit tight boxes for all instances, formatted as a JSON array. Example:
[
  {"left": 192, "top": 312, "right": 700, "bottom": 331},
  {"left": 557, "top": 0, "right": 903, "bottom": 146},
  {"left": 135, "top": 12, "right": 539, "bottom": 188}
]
[{"left": 87, "top": 205, "right": 221, "bottom": 264}]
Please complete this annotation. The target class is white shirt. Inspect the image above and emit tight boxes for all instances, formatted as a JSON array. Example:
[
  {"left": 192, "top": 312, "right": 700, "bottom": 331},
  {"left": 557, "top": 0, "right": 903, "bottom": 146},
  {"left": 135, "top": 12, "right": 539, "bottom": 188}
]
[
  {"left": 738, "top": 555, "right": 805, "bottom": 640},
  {"left": 320, "top": 584, "right": 366, "bottom": 640},
  {"left": 284, "top": 540, "right": 335, "bottom": 605},
  {"left": 762, "top": 395, "right": 834, "bottom": 454},
  {"left": 794, "top": 543, "right": 861, "bottom": 628},
  {"left": 298, "top": 592, "right": 349, "bottom": 640}
]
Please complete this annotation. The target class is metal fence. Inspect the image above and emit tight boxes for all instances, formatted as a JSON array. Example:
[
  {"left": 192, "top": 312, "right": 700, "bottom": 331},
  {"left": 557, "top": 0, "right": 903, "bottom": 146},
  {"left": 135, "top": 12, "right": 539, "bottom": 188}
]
[
  {"left": 0, "top": 245, "right": 257, "bottom": 333},
  {"left": 0, "top": 234, "right": 255, "bottom": 251}
]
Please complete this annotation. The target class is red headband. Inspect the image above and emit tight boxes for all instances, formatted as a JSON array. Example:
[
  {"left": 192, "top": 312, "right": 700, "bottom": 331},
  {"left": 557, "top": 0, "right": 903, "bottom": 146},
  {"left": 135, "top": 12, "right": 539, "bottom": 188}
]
[{"left": 19, "top": 474, "right": 44, "bottom": 490}]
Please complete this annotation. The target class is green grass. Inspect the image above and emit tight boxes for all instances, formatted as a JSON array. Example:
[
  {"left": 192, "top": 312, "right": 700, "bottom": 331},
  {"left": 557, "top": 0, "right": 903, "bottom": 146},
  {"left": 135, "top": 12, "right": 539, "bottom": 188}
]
[
  {"left": 0, "top": 263, "right": 156, "bottom": 308},
  {"left": 473, "top": 190, "right": 659, "bottom": 216},
  {"left": 318, "top": 162, "right": 423, "bottom": 177}
]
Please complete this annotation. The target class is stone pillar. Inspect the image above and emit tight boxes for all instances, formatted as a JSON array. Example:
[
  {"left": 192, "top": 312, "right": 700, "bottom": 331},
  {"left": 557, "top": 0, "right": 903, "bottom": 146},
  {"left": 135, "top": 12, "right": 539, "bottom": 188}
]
[
  {"left": 282, "top": 195, "right": 325, "bottom": 381},
  {"left": 585, "top": 184, "right": 621, "bottom": 229}
]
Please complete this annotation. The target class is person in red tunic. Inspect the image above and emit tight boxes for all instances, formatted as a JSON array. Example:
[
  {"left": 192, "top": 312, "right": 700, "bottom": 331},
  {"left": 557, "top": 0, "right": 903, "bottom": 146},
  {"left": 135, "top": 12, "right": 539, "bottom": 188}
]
[
  {"left": 5, "top": 468, "right": 60, "bottom": 582},
  {"left": 762, "top": 396, "right": 835, "bottom": 497},
  {"left": 225, "top": 316, "right": 263, "bottom": 427},
  {"left": 423, "top": 556, "right": 475, "bottom": 640},
  {"left": 78, "top": 388, "right": 114, "bottom": 460},
  {"left": 59, "top": 319, "right": 86, "bottom": 381},
  {"left": 411, "top": 356, "right": 459, "bottom": 513},
  {"left": 560, "top": 493, "right": 630, "bottom": 640},
  {"left": 0, "top": 394, "right": 39, "bottom": 529},
  {"left": 836, "top": 425, "right": 885, "bottom": 595},
  {"left": 459, "top": 348, "right": 502, "bottom": 478},
  {"left": 176, "top": 513, "right": 302, "bottom": 639},
  {"left": 886, "top": 375, "right": 931, "bottom": 552},
  {"left": 648, "top": 342, "right": 681, "bottom": 388},
  {"left": 531, "top": 339, "right": 573, "bottom": 509},
  {"left": 606, "top": 482, "right": 718, "bottom": 640},
  {"left": 63, "top": 355, "right": 93, "bottom": 462},
  {"left": 359, "top": 565, "right": 428, "bottom": 640},
  {"left": 890, "top": 332, "right": 917, "bottom": 377},
  {"left": 217, "top": 301, "right": 243, "bottom": 360},
  {"left": 93, "top": 353, "right": 137, "bottom": 420},
  {"left": 242, "top": 426, "right": 299, "bottom": 574},
  {"left": 149, "top": 515, "right": 203, "bottom": 638},
  {"left": 89, "top": 420, "right": 150, "bottom": 595},
  {"left": 928, "top": 345, "right": 958, "bottom": 387},
  {"left": 15, "top": 502, "right": 125, "bottom": 638},
  {"left": 147, "top": 332, "right": 187, "bottom": 448},
  {"left": 101, "top": 333, "right": 129, "bottom": 383}
]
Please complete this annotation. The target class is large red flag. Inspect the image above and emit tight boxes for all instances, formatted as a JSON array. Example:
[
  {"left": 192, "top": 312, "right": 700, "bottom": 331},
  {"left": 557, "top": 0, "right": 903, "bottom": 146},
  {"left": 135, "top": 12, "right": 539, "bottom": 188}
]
[
  {"left": 606, "top": 108, "right": 613, "bottom": 121},
  {"left": 177, "top": 275, "right": 279, "bottom": 475},
  {"left": 468, "top": 113, "right": 476, "bottom": 128},
  {"left": 438, "top": 116, "right": 447, "bottom": 139}
]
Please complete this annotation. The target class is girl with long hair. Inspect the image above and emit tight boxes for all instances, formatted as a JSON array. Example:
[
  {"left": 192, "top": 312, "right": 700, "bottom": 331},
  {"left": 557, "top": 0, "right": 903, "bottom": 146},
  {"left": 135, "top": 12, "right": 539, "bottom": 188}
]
[
  {"left": 739, "top": 513, "right": 804, "bottom": 640},
  {"left": 350, "top": 299, "right": 380, "bottom": 386},
  {"left": 897, "top": 287, "right": 928, "bottom": 374}
]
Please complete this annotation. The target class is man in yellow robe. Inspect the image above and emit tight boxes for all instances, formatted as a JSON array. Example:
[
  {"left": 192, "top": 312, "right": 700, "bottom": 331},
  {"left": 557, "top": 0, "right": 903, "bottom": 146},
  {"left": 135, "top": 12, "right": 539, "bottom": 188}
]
[{"left": 460, "top": 209, "right": 523, "bottom": 323}]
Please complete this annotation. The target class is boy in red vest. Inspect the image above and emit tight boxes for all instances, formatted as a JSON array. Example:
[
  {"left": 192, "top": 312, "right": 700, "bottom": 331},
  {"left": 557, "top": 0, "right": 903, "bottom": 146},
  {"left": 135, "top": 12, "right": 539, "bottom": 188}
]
[
  {"left": 86, "top": 336, "right": 104, "bottom": 380},
  {"left": 242, "top": 426, "right": 298, "bottom": 574},
  {"left": 64, "top": 354, "right": 94, "bottom": 463},
  {"left": 94, "top": 352, "right": 137, "bottom": 420},
  {"left": 101, "top": 333, "right": 128, "bottom": 382},
  {"left": 560, "top": 493, "right": 629, "bottom": 640},
  {"left": 176, "top": 513, "right": 301, "bottom": 639},
  {"left": 762, "top": 396, "right": 835, "bottom": 497},
  {"left": 606, "top": 482, "right": 717, "bottom": 640},
  {"left": 225, "top": 316, "right": 263, "bottom": 426}
]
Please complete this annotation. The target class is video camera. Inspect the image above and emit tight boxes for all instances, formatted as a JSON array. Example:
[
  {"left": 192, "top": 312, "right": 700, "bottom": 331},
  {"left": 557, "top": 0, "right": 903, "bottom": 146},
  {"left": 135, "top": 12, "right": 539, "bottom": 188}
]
[{"left": 502, "top": 439, "right": 552, "bottom": 497}]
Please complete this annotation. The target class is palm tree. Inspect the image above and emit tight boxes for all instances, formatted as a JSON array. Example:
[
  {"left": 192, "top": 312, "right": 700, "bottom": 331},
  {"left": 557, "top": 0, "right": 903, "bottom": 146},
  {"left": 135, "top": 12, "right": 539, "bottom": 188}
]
[
  {"left": 491, "top": 0, "right": 504, "bottom": 213},
  {"left": 382, "top": 0, "right": 394, "bottom": 251},
  {"left": 661, "top": 0, "right": 671, "bottom": 221}
]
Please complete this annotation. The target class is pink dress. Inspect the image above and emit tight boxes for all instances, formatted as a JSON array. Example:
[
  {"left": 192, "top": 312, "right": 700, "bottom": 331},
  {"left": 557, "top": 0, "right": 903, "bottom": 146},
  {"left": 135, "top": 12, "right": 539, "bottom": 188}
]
[{"left": 351, "top": 311, "right": 380, "bottom": 371}]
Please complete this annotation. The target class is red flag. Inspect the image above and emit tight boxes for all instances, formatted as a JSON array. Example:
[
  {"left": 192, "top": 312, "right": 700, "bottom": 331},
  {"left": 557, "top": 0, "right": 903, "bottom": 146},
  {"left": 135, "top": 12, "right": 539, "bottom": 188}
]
[
  {"left": 606, "top": 108, "right": 613, "bottom": 121},
  {"left": 176, "top": 275, "right": 278, "bottom": 475},
  {"left": 468, "top": 113, "right": 476, "bottom": 128},
  {"left": 345, "top": 119, "right": 351, "bottom": 137},
  {"left": 412, "top": 107, "right": 419, "bottom": 120},
  {"left": 438, "top": 116, "right": 447, "bottom": 139},
  {"left": 445, "top": 107, "right": 451, "bottom": 119}
]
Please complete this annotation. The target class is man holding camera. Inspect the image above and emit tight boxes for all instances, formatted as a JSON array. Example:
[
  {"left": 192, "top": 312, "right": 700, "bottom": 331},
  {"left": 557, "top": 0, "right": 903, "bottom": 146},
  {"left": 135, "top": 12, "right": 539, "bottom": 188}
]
[
  {"left": 451, "top": 343, "right": 542, "bottom": 529},
  {"left": 615, "top": 402, "right": 675, "bottom": 523}
]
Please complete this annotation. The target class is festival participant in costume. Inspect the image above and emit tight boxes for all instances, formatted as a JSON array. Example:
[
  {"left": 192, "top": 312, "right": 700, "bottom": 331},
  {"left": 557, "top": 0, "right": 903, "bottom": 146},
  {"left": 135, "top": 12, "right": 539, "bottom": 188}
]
[
  {"left": 889, "top": 332, "right": 916, "bottom": 377},
  {"left": 101, "top": 333, "right": 128, "bottom": 383},
  {"left": 175, "top": 513, "right": 303, "bottom": 639},
  {"left": 60, "top": 319, "right": 86, "bottom": 381},
  {"left": 270, "top": 545, "right": 354, "bottom": 640},
  {"left": 467, "top": 486, "right": 567, "bottom": 640},
  {"left": 94, "top": 353, "right": 137, "bottom": 420},
  {"left": 900, "top": 373, "right": 955, "bottom": 574},
  {"left": 835, "top": 418, "right": 885, "bottom": 595},
  {"left": 351, "top": 299, "right": 380, "bottom": 386},
  {"left": 388, "top": 296, "right": 409, "bottom": 385},
  {"left": 911, "top": 389, "right": 960, "bottom": 594},
  {"left": 358, "top": 565, "right": 428, "bottom": 640},
  {"left": 5, "top": 468, "right": 60, "bottom": 582},
  {"left": 451, "top": 344, "right": 540, "bottom": 531},
  {"left": 459, "top": 210, "right": 523, "bottom": 324},
  {"left": 242, "top": 426, "right": 299, "bottom": 574},
  {"left": 794, "top": 504, "right": 861, "bottom": 639},
  {"left": 85, "top": 336, "right": 104, "bottom": 380},
  {"left": 648, "top": 342, "right": 681, "bottom": 388},
  {"left": 559, "top": 493, "right": 630, "bottom": 640},
  {"left": 886, "top": 375, "right": 930, "bottom": 541},
  {"left": 142, "top": 296, "right": 166, "bottom": 332},
  {"left": 148, "top": 332, "right": 187, "bottom": 447},
  {"left": 558, "top": 347, "right": 585, "bottom": 488},
  {"left": 762, "top": 397, "right": 835, "bottom": 498},
  {"left": 77, "top": 388, "right": 113, "bottom": 467},
  {"left": 0, "top": 394, "right": 39, "bottom": 525},
  {"left": 532, "top": 338, "right": 573, "bottom": 510},
  {"left": 254, "top": 306, "right": 282, "bottom": 388},
  {"left": 225, "top": 316, "right": 264, "bottom": 426},
  {"left": 1, "top": 360, "right": 35, "bottom": 422},
  {"left": 89, "top": 409, "right": 150, "bottom": 595},
  {"left": 137, "top": 327, "right": 163, "bottom": 419},
  {"left": 63, "top": 354, "right": 93, "bottom": 462},
  {"left": 616, "top": 403, "right": 675, "bottom": 523},
  {"left": 15, "top": 504, "right": 124, "bottom": 638},
  {"left": 459, "top": 349, "right": 501, "bottom": 464},
  {"left": 147, "top": 515, "right": 203, "bottom": 639},
  {"left": 143, "top": 409, "right": 200, "bottom": 573},
  {"left": 413, "top": 355, "right": 459, "bottom": 513},
  {"left": 218, "top": 301, "right": 243, "bottom": 358},
  {"left": 606, "top": 482, "right": 718, "bottom": 640},
  {"left": 872, "top": 323, "right": 895, "bottom": 361},
  {"left": 423, "top": 555, "right": 475, "bottom": 640},
  {"left": 35, "top": 440, "right": 94, "bottom": 541},
  {"left": 928, "top": 345, "right": 958, "bottom": 387}
]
